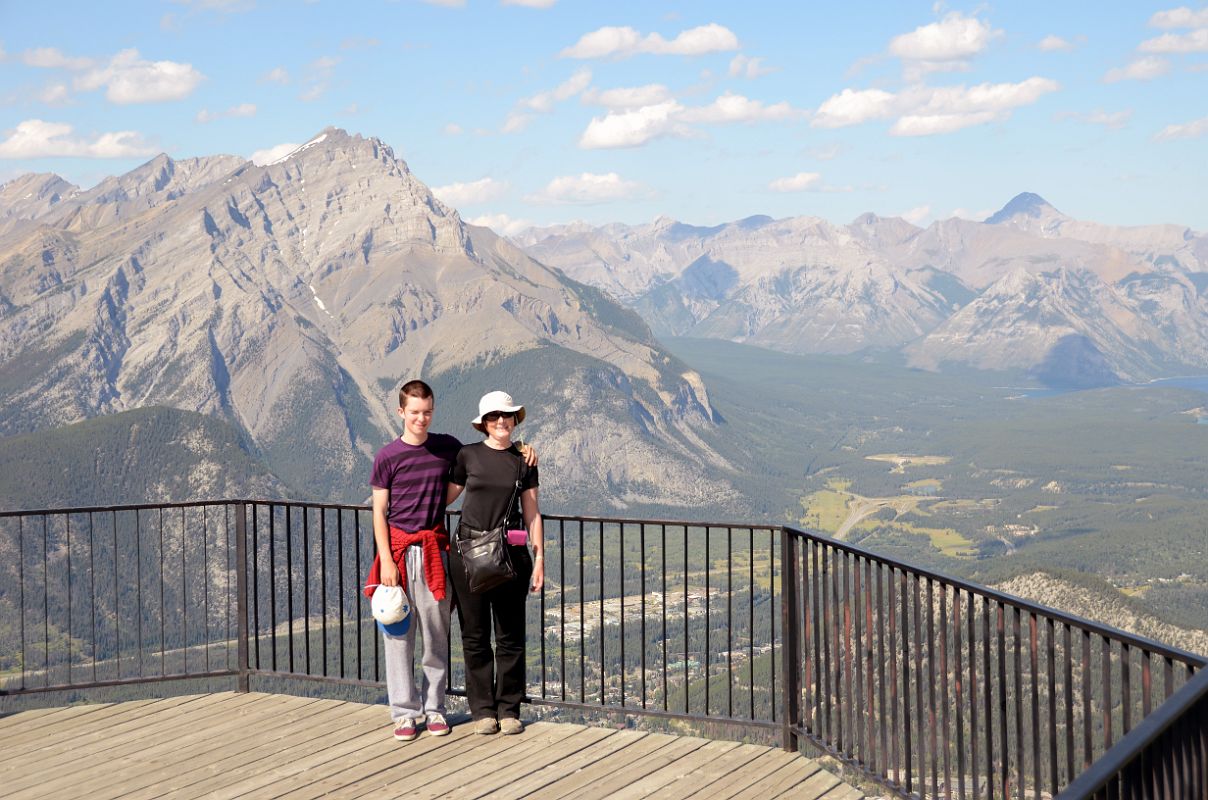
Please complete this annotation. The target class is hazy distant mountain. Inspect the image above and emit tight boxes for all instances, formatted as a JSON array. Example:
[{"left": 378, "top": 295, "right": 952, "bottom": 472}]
[
  {"left": 518, "top": 194, "right": 1208, "bottom": 384},
  {"left": 0, "top": 129, "right": 734, "bottom": 510}
]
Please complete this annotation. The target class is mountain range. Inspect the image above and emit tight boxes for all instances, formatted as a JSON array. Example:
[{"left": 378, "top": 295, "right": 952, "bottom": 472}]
[
  {"left": 516, "top": 194, "right": 1208, "bottom": 387},
  {"left": 0, "top": 128, "right": 733, "bottom": 509}
]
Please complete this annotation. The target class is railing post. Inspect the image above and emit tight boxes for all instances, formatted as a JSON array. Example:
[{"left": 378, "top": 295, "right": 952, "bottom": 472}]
[
  {"left": 781, "top": 526, "right": 801, "bottom": 752},
  {"left": 235, "top": 502, "right": 250, "bottom": 693}
]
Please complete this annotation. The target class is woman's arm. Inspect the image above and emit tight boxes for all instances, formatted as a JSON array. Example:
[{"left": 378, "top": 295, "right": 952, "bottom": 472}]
[{"left": 521, "top": 487, "right": 543, "bottom": 593}]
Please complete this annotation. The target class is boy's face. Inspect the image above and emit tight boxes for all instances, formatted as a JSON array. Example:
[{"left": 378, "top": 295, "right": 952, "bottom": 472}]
[{"left": 399, "top": 395, "right": 434, "bottom": 440}]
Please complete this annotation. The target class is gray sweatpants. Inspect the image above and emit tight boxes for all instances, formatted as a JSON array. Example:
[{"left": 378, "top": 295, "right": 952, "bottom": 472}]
[{"left": 383, "top": 546, "right": 451, "bottom": 722}]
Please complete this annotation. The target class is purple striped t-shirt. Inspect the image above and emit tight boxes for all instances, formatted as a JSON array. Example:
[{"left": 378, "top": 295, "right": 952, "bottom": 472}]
[{"left": 370, "top": 433, "right": 462, "bottom": 532}]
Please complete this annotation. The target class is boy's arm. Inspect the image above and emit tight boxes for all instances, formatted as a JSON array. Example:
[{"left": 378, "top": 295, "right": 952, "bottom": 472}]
[
  {"left": 445, "top": 482, "right": 465, "bottom": 506},
  {"left": 519, "top": 441, "right": 537, "bottom": 467},
  {"left": 372, "top": 487, "right": 399, "bottom": 586}
]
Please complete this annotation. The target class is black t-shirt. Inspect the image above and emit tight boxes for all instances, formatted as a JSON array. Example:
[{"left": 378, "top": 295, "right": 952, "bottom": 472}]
[{"left": 451, "top": 442, "right": 540, "bottom": 531}]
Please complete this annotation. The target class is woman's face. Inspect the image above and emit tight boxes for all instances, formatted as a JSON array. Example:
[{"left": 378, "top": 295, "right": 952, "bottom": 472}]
[{"left": 482, "top": 410, "right": 516, "bottom": 443}]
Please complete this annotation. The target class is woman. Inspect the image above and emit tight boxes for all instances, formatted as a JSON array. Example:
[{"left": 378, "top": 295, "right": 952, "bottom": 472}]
[{"left": 446, "top": 390, "right": 544, "bottom": 735}]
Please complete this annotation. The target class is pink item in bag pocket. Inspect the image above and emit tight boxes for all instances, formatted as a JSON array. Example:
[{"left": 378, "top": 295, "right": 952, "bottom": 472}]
[{"left": 506, "top": 529, "right": 528, "bottom": 546}]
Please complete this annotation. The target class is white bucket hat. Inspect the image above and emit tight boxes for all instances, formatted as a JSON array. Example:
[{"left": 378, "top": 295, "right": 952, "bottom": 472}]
[{"left": 472, "top": 390, "right": 526, "bottom": 432}]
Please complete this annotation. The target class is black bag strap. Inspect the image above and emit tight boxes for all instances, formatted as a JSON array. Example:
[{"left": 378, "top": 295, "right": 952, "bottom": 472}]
[{"left": 499, "top": 454, "right": 526, "bottom": 531}]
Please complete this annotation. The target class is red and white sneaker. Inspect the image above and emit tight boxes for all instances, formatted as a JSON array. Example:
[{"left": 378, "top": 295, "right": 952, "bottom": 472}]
[
  {"left": 393, "top": 718, "right": 419, "bottom": 741},
  {"left": 425, "top": 712, "right": 450, "bottom": 736}
]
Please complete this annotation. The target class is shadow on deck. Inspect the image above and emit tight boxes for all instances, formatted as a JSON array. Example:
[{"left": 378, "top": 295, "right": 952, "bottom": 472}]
[{"left": 0, "top": 692, "right": 864, "bottom": 800}]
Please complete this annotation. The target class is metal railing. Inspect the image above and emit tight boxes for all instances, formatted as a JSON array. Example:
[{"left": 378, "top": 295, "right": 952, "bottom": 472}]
[{"left": 1, "top": 501, "right": 1205, "bottom": 799}]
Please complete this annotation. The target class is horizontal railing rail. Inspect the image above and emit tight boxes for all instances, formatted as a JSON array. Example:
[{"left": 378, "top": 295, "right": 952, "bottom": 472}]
[{"left": 2, "top": 500, "right": 1205, "bottom": 800}]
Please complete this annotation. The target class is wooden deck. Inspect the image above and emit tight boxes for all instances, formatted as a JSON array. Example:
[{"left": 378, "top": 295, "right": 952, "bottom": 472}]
[{"left": 0, "top": 692, "right": 863, "bottom": 799}]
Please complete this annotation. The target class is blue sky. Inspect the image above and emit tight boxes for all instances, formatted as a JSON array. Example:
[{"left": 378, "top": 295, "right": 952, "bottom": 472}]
[{"left": 1, "top": 1, "right": 1206, "bottom": 231}]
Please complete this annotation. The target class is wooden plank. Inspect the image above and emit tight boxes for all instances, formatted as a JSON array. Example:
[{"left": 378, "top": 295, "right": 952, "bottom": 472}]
[
  {"left": 474, "top": 727, "right": 647, "bottom": 800},
  {"left": 4, "top": 693, "right": 288, "bottom": 800},
  {"left": 636, "top": 739, "right": 773, "bottom": 800},
  {"left": 131, "top": 702, "right": 388, "bottom": 799},
  {"left": 817, "top": 784, "right": 866, "bottom": 800},
  {"left": 606, "top": 739, "right": 743, "bottom": 800},
  {"left": 93, "top": 698, "right": 360, "bottom": 800},
  {"left": 729, "top": 756, "right": 842, "bottom": 800},
  {"left": 359, "top": 723, "right": 605, "bottom": 800},
  {"left": 269, "top": 723, "right": 504, "bottom": 800},
  {"left": 0, "top": 696, "right": 191, "bottom": 755},
  {"left": 681, "top": 750, "right": 811, "bottom": 800},
  {"left": 535, "top": 733, "right": 708, "bottom": 800}
]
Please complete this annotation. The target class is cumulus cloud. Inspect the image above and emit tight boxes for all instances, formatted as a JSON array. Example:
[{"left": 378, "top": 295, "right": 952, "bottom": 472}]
[
  {"left": 519, "top": 68, "right": 592, "bottom": 112},
  {"left": 581, "top": 84, "right": 673, "bottom": 109},
  {"left": 502, "top": 0, "right": 557, "bottom": 6},
  {"left": 75, "top": 49, "right": 204, "bottom": 104},
  {"left": 444, "top": 122, "right": 463, "bottom": 135},
  {"left": 679, "top": 92, "right": 800, "bottom": 123},
  {"left": 1055, "top": 109, "right": 1133, "bottom": 129},
  {"left": 1149, "top": 7, "right": 1208, "bottom": 28},
  {"left": 813, "top": 77, "right": 1059, "bottom": 134},
  {"left": 39, "top": 84, "right": 71, "bottom": 105},
  {"left": 422, "top": 0, "right": 466, "bottom": 6},
  {"left": 262, "top": 67, "right": 289, "bottom": 84},
  {"left": 1104, "top": 56, "right": 1171, "bottom": 82},
  {"left": 579, "top": 101, "right": 688, "bottom": 148},
  {"left": 768, "top": 172, "right": 821, "bottom": 192},
  {"left": 561, "top": 23, "right": 739, "bottom": 59},
  {"left": 1138, "top": 28, "right": 1208, "bottom": 53},
  {"left": 195, "top": 102, "right": 256, "bottom": 123},
  {"left": 1153, "top": 115, "right": 1208, "bottom": 141},
  {"left": 729, "top": 54, "right": 777, "bottom": 78},
  {"left": 21, "top": 47, "right": 95, "bottom": 70},
  {"left": 466, "top": 213, "right": 533, "bottom": 236},
  {"left": 889, "top": 12, "right": 1001, "bottom": 61},
  {"left": 1037, "top": 35, "right": 1076, "bottom": 52},
  {"left": 431, "top": 177, "right": 509, "bottom": 207},
  {"left": 525, "top": 172, "right": 647, "bottom": 204},
  {"left": 900, "top": 205, "right": 932, "bottom": 225},
  {"left": 579, "top": 91, "right": 804, "bottom": 148},
  {"left": 0, "top": 119, "right": 156, "bottom": 158},
  {"left": 250, "top": 142, "right": 301, "bottom": 165}
]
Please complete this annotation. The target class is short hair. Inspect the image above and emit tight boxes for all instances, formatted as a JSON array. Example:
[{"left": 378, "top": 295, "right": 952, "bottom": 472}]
[{"left": 399, "top": 380, "right": 434, "bottom": 408}]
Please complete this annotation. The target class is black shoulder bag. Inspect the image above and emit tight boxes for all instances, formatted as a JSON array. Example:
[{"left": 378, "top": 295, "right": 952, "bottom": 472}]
[{"left": 455, "top": 457, "right": 524, "bottom": 594}]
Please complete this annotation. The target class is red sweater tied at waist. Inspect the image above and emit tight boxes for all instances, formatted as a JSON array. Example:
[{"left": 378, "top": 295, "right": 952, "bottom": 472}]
[{"left": 363, "top": 525, "right": 450, "bottom": 601}]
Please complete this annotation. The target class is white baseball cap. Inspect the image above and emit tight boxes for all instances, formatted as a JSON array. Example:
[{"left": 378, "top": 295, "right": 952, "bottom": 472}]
[{"left": 371, "top": 585, "right": 411, "bottom": 637}]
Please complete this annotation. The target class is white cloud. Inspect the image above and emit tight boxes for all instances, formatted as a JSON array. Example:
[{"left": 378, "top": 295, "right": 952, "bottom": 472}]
[
  {"left": 889, "top": 12, "right": 1000, "bottom": 61},
  {"left": 502, "top": 0, "right": 557, "bottom": 6},
  {"left": 1149, "top": 7, "right": 1208, "bottom": 29},
  {"left": 679, "top": 92, "right": 800, "bottom": 123},
  {"left": 901, "top": 205, "right": 932, "bottom": 225},
  {"left": 581, "top": 84, "right": 672, "bottom": 109},
  {"left": 812, "top": 88, "right": 897, "bottom": 128},
  {"left": 813, "top": 78, "right": 1059, "bottom": 134},
  {"left": 431, "top": 177, "right": 509, "bottom": 207},
  {"left": 75, "top": 49, "right": 204, "bottom": 104},
  {"left": 501, "top": 112, "right": 532, "bottom": 134},
  {"left": 1153, "top": 115, "right": 1208, "bottom": 141},
  {"left": 0, "top": 119, "right": 156, "bottom": 158},
  {"left": 1104, "top": 56, "right": 1171, "bottom": 82},
  {"left": 444, "top": 122, "right": 463, "bottom": 135},
  {"left": 525, "top": 172, "right": 647, "bottom": 204},
  {"left": 768, "top": 172, "right": 821, "bottom": 192},
  {"left": 806, "top": 143, "right": 844, "bottom": 160},
  {"left": 1037, "top": 35, "right": 1076, "bottom": 52},
  {"left": 39, "top": 84, "right": 71, "bottom": 104},
  {"left": 422, "top": 0, "right": 466, "bottom": 6},
  {"left": 466, "top": 213, "right": 533, "bottom": 236},
  {"left": 1138, "top": 28, "right": 1208, "bottom": 53},
  {"left": 519, "top": 67, "right": 592, "bottom": 112},
  {"left": 561, "top": 23, "right": 739, "bottom": 59},
  {"left": 250, "top": 142, "right": 301, "bottom": 165},
  {"left": 1055, "top": 109, "right": 1133, "bottom": 129},
  {"left": 262, "top": 66, "right": 289, "bottom": 84},
  {"left": 21, "top": 47, "right": 94, "bottom": 70},
  {"left": 729, "top": 54, "right": 776, "bottom": 78},
  {"left": 195, "top": 103, "right": 256, "bottom": 123},
  {"left": 579, "top": 101, "right": 687, "bottom": 148}
]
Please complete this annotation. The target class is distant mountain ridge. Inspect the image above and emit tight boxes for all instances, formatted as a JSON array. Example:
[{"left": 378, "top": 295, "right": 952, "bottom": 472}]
[
  {"left": 0, "top": 128, "right": 735, "bottom": 510},
  {"left": 516, "top": 194, "right": 1208, "bottom": 385}
]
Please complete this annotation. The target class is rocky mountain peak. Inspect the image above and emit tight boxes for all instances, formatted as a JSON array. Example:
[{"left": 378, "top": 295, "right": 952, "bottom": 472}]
[{"left": 985, "top": 192, "right": 1060, "bottom": 224}]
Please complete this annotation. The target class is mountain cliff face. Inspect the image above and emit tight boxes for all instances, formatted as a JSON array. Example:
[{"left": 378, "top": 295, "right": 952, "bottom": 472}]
[
  {"left": 0, "top": 129, "right": 734, "bottom": 509},
  {"left": 518, "top": 194, "right": 1208, "bottom": 385}
]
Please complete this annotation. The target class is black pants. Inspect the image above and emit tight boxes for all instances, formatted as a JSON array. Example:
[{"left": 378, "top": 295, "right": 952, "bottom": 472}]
[{"left": 448, "top": 545, "right": 531, "bottom": 720}]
